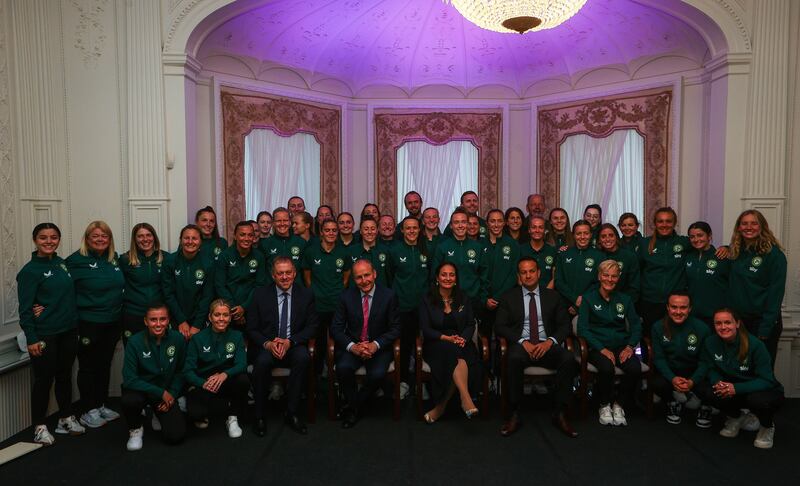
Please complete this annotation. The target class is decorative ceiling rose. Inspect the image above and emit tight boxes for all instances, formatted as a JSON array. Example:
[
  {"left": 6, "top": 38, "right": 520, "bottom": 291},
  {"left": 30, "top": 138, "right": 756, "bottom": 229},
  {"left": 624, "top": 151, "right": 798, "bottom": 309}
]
[{"left": 444, "top": 0, "right": 587, "bottom": 34}]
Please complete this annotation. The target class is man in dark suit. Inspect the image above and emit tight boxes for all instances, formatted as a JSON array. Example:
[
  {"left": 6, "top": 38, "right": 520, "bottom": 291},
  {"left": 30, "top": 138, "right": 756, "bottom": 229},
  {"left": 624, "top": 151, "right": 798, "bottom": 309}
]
[
  {"left": 247, "top": 257, "right": 318, "bottom": 436},
  {"left": 495, "top": 257, "right": 579, "bottom": 438},
  {"left": 331, "top": 259, "right": 400, "bottom": 428}
]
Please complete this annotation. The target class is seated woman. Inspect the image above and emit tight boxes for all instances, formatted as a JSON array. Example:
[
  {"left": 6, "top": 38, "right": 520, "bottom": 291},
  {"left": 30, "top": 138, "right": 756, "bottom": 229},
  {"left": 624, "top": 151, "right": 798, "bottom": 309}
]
[
  {"left": 419, "top": 263, "right": 483, "bottom": 423},
  {"left": 696, "top": 309, "right": 784, "bottom": 449},
  {"left": 577, "top": 259, "right": 642, "bottom": 426},
  {"left": 184, "top": 299, "right": 249, "bottom": 438},
  {"left": 121, "top": 304, "right": 186, "bottom": 451},
  {"left": 650, "top": 291, "right": 711, "bottom": 427}
]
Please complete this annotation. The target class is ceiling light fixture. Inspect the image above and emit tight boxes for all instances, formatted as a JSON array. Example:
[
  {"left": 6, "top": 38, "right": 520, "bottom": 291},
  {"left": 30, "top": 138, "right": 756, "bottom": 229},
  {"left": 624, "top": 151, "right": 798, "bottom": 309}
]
[{"left": 444, "top": 0, "right": 588, "bottom": 34}]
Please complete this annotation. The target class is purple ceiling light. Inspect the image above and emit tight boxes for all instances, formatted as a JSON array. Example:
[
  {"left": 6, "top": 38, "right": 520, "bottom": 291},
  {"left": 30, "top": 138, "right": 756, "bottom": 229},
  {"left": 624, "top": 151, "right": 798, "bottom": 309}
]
[{"left": 444, "top": 0, "right": 588, "bottom": 34}]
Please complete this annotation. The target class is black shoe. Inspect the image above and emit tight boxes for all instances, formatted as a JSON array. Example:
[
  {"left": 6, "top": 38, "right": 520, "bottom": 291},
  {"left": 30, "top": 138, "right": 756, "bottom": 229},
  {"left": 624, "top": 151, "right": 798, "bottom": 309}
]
[
  {"left": 341, "top": 408, "right": 357, "bottom": 429},
  {"left": 253, "top": 418, "right": 266, "bottom": 437},
  {"left": 284, "top": 414, "right": 307, "bottom": 435}
]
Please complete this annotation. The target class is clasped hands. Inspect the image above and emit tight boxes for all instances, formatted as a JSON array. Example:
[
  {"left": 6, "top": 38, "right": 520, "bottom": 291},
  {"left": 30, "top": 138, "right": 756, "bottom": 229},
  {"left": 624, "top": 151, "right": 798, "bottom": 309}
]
[
  {"left": 442, "top": 334, "right": 466, "bottom": 348},
  {"left": 713, "top": 380, "right": 736, "bottom": 398},
  {"left": 350, "top": 341, "right": 378, "bottom": 359},
  {"left": 600, "top": 346, "right": 634, "bottom": 365},
  {"left": 157, "top": 390, "right": 176, "bottom": 412},
  {"left": 671, "top": 376, "right": 694, "bottom": 393},
  {"left": 265, "top": 338, "right": 292, "bottom": 359},
  {"left": 202, "top": 372, "right": 228, "bottom": 394},
  {"left": 522, "top": 339, "right": 552, "bottom": 360}
]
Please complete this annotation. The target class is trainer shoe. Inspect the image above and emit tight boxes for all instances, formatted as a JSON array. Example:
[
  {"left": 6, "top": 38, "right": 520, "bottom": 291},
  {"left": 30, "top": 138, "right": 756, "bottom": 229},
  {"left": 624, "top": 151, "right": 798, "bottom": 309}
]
[
  {"left": 753, "top": 425, "right": 775, "bottom": 449},
  {"left": 719, "top": 415, "right": 744, "bottom": 438},
  {"left": 666, "top": 401, "right": 682, "bottom": 425},
  {"left": 126, "top": 427, "right": 143, "bottom": 451},
  {"left": 194, "top": 418, "right": 209, "bottom": 429},
  {"left": 612, "top": 403, "right": 627, "bottom": 426},
  {"left": 98, "top": 405, "right": 120, "bottom": 422},
  {"left": 598, "top": 404, "right": 614, "bottom": 425},
  {"left": 151, "top": 414, "right": 162, "bottom": 432},
  {"left": 695, "top": 406, "right": 713, "bottom": 429},
  {"left": 685, "top": 392, "right": 702, "bottom": 410},
  {"left": 80, "top": 409, "right": 107, "bottom": 428},
  {"left": 56, "top": 416, "right": 86, "bottom": 435},
  {"left": 740, "top": 412, "right": 760, "bottom": 432},
  {"left": 34, "top": 425, "right": 55, "bottom": 446},
  {"left": 226, "top": 416, "right": 242, "bottom": 438}
]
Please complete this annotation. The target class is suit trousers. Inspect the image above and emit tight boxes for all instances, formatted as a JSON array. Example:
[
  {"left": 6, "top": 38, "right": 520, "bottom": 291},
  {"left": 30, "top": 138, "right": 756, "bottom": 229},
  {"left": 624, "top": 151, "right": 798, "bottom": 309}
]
[
  {"left": 336, "top": 346, "right": 394, "bottom": 410},
  {"left": 506, "top": 341, "right": 578, "bottom": 416},
  {"left": 251, "top": 344, "right": 310, "bottom": 417},
  {"left": 121, "top": 388, "right": 186, "bottom": 444}
]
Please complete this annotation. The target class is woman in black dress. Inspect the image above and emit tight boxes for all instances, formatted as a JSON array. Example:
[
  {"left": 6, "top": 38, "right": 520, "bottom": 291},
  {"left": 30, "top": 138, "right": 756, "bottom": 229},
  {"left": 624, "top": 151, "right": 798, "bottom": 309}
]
[{"left": 419, "top": 262, "right": 482, "bottom": 423}]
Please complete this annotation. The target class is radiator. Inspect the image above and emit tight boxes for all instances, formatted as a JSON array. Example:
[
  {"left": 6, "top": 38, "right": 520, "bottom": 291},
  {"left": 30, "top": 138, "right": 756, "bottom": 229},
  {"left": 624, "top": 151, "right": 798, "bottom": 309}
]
[{"left": 0, "top": 365, "right": 32, "bottom": 442}]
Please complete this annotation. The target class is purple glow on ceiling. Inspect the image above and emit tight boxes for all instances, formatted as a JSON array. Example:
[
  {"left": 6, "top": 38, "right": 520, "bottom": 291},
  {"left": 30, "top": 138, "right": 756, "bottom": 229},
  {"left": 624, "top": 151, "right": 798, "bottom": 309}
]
[{"left": 198, "top": 0, "right": 711, "bottom": 93}]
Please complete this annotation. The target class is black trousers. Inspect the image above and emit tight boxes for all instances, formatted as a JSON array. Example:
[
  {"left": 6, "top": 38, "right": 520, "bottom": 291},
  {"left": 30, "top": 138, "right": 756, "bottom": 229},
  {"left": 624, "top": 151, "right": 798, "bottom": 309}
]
[
  {"left": 695, "top": 381, "right": 784, "bottom": 427},
  {"left": 186, "top": 373, "right": 250, "bottom": 420},
  {"left": 120, "top": 389, "right": 186, "bottom": 444},
  {"left": 506, "top": 341, "right": 578, "bottom": 416},
  {"left": 650, "top": 369, "right": 696, "bottom": 402},
  {"left": 121, "top": 313, "right": 145, "bottom": 346},
  {"left": 741, "top": 315, "right": 783, "bottom": 369},
  {"left": 251, "top": 345, "right": 310, "bottom": 418},
  {"left": 587, "top": 348, "right": 642, "bottom": 407},
  {"left": 636, "top": 301, "right": 666, "bottom": 363},
  {"left": 77, "top": 321, "right": 121, "bottom": 412},
  {"left": 315, "top": 312, "right": 334, "bottom": 374},
  {"left": 336, "top": 346, "right": 394, "bottom": 411},
  {"left": 398, "top": 311, "right": 418, "bottom": 383},
  {"left": 31, "top": 329, "right": 78, "bottom": 425}
]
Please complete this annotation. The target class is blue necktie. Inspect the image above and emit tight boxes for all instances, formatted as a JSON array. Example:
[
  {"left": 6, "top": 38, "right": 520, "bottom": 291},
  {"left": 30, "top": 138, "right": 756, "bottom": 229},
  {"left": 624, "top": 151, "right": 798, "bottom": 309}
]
[{"left": 279, "top": 292, "right": 289, "bottom": 338}]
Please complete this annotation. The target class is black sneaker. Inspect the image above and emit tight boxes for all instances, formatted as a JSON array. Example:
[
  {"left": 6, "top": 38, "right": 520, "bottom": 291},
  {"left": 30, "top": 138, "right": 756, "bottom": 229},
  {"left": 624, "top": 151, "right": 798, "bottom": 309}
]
[
  {"left": 666, "top": 401, "right": 682, "bottom": 425},
  {"left": 695, "top": 405, "right": 713, "bottom": 429}
]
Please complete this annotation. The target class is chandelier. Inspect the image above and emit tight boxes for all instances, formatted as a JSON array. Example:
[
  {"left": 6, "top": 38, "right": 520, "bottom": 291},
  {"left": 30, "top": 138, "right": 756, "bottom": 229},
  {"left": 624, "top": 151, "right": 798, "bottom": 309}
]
[{"left": 444, "top": 0, "right": 588, "bottom": 34}]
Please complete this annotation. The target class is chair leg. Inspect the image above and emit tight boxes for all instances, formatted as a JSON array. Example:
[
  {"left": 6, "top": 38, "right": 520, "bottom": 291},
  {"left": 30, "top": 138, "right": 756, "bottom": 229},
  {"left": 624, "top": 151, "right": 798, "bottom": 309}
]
[
  {"left": 327, "top": 371, "right": 336, "bottom": 421},
  {"left": 308, "top": 370, "right": 316, "bottom": 424},
  {"left": 393, "top": 372, "right": 401, "bottom": 421},
  {"left": 579, "top": 372, "right": 590, "bottom": 418}
]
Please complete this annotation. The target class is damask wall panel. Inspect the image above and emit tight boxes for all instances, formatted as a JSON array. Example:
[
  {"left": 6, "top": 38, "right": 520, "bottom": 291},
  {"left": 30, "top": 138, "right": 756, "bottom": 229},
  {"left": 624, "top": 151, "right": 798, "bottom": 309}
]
[
  {"left": 374, "top": 111, "right": 501, "bottom": 217},
  {"left": 220, "top": 90, "right": 341, "bottom": 241},
  {"left": 538, "top": 89, "right": 672, "bottom": 229}
]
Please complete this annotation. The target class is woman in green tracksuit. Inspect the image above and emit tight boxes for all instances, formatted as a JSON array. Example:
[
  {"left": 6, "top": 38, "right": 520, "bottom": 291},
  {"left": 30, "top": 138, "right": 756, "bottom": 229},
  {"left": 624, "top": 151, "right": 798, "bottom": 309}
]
[
  {"left": 66, "top": 220, "right": 126, "bottom": 429},
  {"left": 196, "top": 206, "right": 228, "bottom": 263},
  {"left": 482, "top": 209, "right": 520, "bottom": 335},
  {"left": 726, "top": 210, "right": 786, "bottom": 366},
  {"left": 184, "top": 299, "right": 249, "bottom": 438},
  {"left": 519, "top": 215, "right": 557, "bottom": 288},
  {"left": 347, "top": 216, "right": 389, "bottom": 288},
  {"left": 696, "top": 309, "right": 783, "bottom": 449},
  {"left": 120, "top": 223, "right": 168, "bottom": 343},
  {"left": 597, "top": 223, "right": 640, "bottom": 302},
  {"left": 162, "top": 224, "right": 215, "bottom": 339},
  {"left": 685, "top": 221, "right": 730, "bottom": 327},
  {"left": 17, "top": 223, "right": 84, "bottom": 445},
  {"left": 258, "top": 207, "right": 307, "bottom": 280},
  {"left": 121, "top": 304, "right": 186, "bottom": 450},
  {"left": 214, "top": 221, "right": 267, "bottom": 327},
  {"left": 545, "top": 208, "right": 574, "bottom": 250},
  {"left": 554, "top": 220, "right": 604, "bottom": 316},
  {"left": 618, "top": 213, "right": 643, "bottom": 254}
]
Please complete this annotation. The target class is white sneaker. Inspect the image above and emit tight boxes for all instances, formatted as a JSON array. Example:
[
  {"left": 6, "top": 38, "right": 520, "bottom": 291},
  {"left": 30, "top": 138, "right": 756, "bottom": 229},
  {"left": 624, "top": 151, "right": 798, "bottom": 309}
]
[
  {"left": 98, "top": 405, "right": 120, "bottom": 422},
  {"left": 151, "top": 414, "right": 162, "bottom": 431},
  {"left": 685, "top": 392, "right": 702, "bottom": 410},
  {"left": 695, "top": 406, "right": 713, "bottom": 429},
  {"left": 666, "top": 401, "right": 682, "bottom": 425},
  {"left": 719, "top": 415, "right": 744, "bottom": 438},
  {"left": 80, "top": 409, "right": 107, "bottom": 428},
  {"left": 740, "top": 412, "right": 760, "bottom": 432},
  {"left": 399, "top": 382, "right": 410, "bottom": 400},
  {"left": 753, "top": 425, "right": 775, "bottom": 449},
  {"left": 194, "top": 418, "right": 209, "bottom": 429},
  {"left": 598, "top": 405, "right": 614, "bottom": 425},
  {"left": 226, "top": 416, "right": 242, "bottom": 438},
  {"left": 34, "top": 425, "right": 55, "bottom": 446},
  {"left": 126, "top": 427, "right": 143, "bottom": 451},
  {"left": 55, "top": 416, "right": 86, "bottom": 435},
  {"left": 268, "top": 382, "right": 284, "bottom": 401},
  {"left": 612, "top": 403, "right": 627, "bottom": 426}
]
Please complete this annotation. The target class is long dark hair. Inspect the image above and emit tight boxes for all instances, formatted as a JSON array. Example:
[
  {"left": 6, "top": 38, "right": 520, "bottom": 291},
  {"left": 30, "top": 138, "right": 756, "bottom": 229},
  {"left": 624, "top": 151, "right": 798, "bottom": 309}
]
[
  {"left": 713, "top": 308, "right": 749, "bottom": 363},
  {"left": 195, "top": 206, "right": 222, "bottom": 242},
  {"left": 400, "top": 215, "right": 427, "bottom": 256},
  {"left": 428, "top": 262, "right": 465, "bottom": 310}
]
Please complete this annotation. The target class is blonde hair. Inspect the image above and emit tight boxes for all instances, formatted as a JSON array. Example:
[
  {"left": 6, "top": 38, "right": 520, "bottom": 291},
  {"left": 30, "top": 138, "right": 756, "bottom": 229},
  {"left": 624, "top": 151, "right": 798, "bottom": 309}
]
[
  {"left": 208, "top": 298, "right": 232, "bottom": 314},
  {"left": 79, "top": 220, "right": 116, "bottom": 262},
  {"left": 729, "top": 209, "right": 783, "bottom": 259},
  {"left": 597, "top": 259, "right": 621, "bottom": 276},
  {"left": 648, "top": 207, "right": 677, "bottom": 255},
  {"left": 127, "top": 222, "right": 164, "bottom": 267}
]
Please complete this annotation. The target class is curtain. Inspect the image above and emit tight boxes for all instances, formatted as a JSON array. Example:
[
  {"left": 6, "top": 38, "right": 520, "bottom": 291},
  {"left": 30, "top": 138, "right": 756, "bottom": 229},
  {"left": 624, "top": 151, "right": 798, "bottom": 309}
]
[
  {"left": 244, "top": 128, "right": 321, "bottom": 218},
  {"left": 559, "top": 129, "right": 644, "bottom": 225},
  {"left": 396, "top": 140, "right": 478, "bottom": 230}
]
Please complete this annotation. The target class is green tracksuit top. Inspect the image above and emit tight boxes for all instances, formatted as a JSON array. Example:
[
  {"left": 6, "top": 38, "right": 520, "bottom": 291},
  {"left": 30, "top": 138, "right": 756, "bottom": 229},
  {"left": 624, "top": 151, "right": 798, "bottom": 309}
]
[
  {"left": 484, "top": 234, "right": 520, "bottom": 300},
  {"left": 301, "top": 241, "right": 351, "bottom": 313},
  {"left": 727, "top": 245, "right": 786, "bottom": 337},
  {"left": 183, "top": 327, "right": 247, "bottom": 387},
  {"left": 424, "top": 233, "right": 442, "bottom": 259},
  {"left": 120, "top": 250, "right": 168, "bottom": 317},
  {"left": 518, "top": 242, "right": 557, "bottom": 288},
  {"left": 444, "top": 217, "right": 487, "bottom": 239},
  {"left": 685, "top": 246, "right": 730, "bottom": 321},
  {"left": 66, "top": 250, "right": 126, "bottom": 323},
  {"left": 200, "top": 236, "right": 228, "bottom": 263},
  {"left": 17, "top": 253, "right": 78, "bottom": 343},
  {"left": 258, "top": 233, "right": 307, "bottom": 274},
  {"left": 162, "top": 250, "right": 215, "bottom": 330},
  {"left": 347, "top": 242, "right": 390, "bottom": 288},
  {"left": 431, "top": 236, "right": 489, "bottom": 303},
  {"left": 387, "top": 242, "right": 430, "bottom": 312},
  {"left": 214, "top": 246, "right": 267, "bottom": 310},
  {"left": 651, "top": 316, "right": 710, "bottom": 382},
  {"left": 638, "top": 233, "right": 690, "bottom": 304},
  {"left": 601, "top": 247, "right": 641, "bottom": 302},
  {"left": 620, "top": 232, "right": 643, "bottom": 254},
  {"left": 577, "top": 289, "right": 642, "bottom": 351},
  {"left": 554, "top": 246, "right": 604, "bottom": 306},
  {"left": 700, "top": 333, "right": 783, "bottom": 394},
  {"left": 123, "top": 328, "right": 186, "bottom": 400}
]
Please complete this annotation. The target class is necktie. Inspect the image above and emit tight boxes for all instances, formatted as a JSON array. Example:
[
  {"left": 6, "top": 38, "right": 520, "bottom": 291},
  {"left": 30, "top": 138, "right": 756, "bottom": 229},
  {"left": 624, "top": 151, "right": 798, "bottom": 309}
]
[
  {"left": 279, "top": 292, "right": 289, "bottom": 338},
  {"left": 361, "top": 294, "right": 370, "bottom": 342},
  {"left": 528, "top": 291, "right": 540, "bottom": 343}
]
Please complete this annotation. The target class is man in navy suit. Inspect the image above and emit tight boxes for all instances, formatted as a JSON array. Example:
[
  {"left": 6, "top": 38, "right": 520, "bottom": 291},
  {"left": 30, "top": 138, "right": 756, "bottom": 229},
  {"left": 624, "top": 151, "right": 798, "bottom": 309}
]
[
  {"left": 331, "top": 259, "right": 400, "bottom": 428},
  {"left": 247, "top": 257, "right": 319, "bottom": 436}
]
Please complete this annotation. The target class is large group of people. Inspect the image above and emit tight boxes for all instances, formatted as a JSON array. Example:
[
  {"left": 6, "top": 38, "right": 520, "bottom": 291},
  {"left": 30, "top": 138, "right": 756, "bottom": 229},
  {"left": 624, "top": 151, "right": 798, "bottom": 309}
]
[{"left": 17, "top": 191, "right": 786, "bottom": 451}]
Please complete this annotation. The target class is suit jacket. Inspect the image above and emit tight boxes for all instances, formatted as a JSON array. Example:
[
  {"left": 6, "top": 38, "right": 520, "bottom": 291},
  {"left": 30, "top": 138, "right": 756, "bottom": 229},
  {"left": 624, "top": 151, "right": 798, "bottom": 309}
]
[
  {"left": 419, "top": 294, "right": 475, "bottom": 342},
  {"left": 246, "top": 283, "right": 319, "bottom": 348},
  {"left": 331, "top": 284, "right": 400, "bottom": 350},
  {"left": 494, "top": 285, "right": 570, "bottom": 344}
]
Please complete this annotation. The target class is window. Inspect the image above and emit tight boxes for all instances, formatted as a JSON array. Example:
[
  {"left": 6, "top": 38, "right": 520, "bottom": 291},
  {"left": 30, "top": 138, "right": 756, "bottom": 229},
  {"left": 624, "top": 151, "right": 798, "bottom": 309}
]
[
  {"left": 244, "top": 129, "right": 320, "bottom": 218},
  {"left": 559, "top": 129, "right": 644, "bottom": 226},
  {"left": 396, "top": 140, "right": 478, "bottom": 229}
]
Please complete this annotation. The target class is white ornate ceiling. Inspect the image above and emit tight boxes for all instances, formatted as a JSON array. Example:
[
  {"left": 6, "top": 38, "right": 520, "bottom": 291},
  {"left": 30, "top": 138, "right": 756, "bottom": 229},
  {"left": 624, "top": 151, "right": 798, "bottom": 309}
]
[{"left": 197, "top": 0, "right": 713, "bottom": 97}]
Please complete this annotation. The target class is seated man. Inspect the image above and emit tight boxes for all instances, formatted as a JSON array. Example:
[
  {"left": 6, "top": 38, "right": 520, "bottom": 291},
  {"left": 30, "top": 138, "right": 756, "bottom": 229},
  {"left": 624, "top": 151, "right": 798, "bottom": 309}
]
[
  {"left": 331, "top": 259, "right": 400, "bottom": 428},
  {"left": 495, "top": 257, "right": 580, "bottom": 438},
  {"left": 247, "top": 257, "right": 319, "bottom": 436},
  {"left": 121, "top": 303, "right": 186, "bottom": 451}
]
